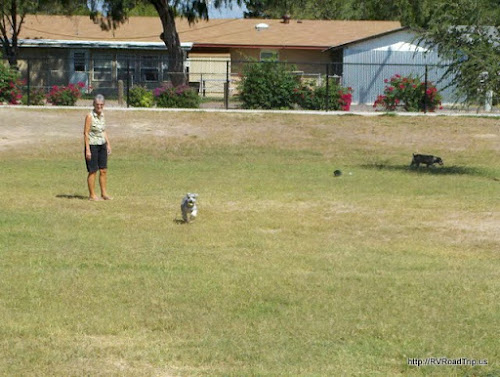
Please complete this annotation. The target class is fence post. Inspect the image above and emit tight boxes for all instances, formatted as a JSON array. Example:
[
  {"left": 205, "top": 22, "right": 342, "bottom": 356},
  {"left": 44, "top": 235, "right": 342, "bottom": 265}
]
[
  {"left": 117, "top": 80, "right": 124, "bottom": 106},
  {"left": 200, "top": 73, "right": 205, "bottom": 97},
  {"left": 325, "top": 64, "right": 330, "bottom": 112},
  {"left": 423, "top": 65, "right": 428, "bottom": 114},
  {"left": 224, "top": 60, "right": 230, "bottom": 110},
  {"left": 485, "top": 90, "right": 493, "bottom": 112},
  {"left": 27, "top": 58, "right": 31, "bottom": 106},
  {"left": 126, "top": 58, "right": 130, "bottom": 108}
]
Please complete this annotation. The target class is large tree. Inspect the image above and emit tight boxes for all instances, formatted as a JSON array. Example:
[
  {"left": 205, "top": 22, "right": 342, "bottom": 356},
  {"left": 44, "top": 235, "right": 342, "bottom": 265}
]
[
  {"left": 1, "top": 0, "right": 240, "bottom": 85},
  {"left": 88, "top": 0, "right": 241, "bottom": 86},
  {"left": 0, "top": 0, "right": 87, "bottom": 67},
  {"left": 418, "top": 0, "right": 500, "bottom": 105}
]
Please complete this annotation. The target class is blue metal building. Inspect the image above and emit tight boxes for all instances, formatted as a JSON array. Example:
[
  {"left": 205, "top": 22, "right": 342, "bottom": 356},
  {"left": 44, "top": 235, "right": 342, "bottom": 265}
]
[{"left": 327, "top": 28, "right": 455, "bottom": 105}]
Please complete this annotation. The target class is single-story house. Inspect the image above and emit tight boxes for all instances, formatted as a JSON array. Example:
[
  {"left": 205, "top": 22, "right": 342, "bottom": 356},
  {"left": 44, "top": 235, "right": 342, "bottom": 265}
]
[{"left": 14, "top": 15, "right": 403, "bottom": 95}]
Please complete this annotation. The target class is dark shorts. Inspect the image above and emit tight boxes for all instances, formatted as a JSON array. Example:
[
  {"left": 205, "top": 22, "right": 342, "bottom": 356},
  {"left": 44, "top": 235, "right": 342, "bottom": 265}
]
[{"left": 85, "top": 143, "right": 108, "bottom": 173}]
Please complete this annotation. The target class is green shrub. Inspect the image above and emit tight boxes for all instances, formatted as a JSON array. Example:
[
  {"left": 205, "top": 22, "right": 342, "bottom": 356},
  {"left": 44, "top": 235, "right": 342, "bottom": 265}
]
[
  {"left": 21, "top": 87, "right": 46, "bottom": 105},
  {"left": 153, "top": 84, "right": 200, "bottom": 108},
  {"left": 0, "top": 61, "right": 23, "bottom": 104},
  {"left": 293, "top": 79, "right": 353, "bottom": 111},
  {"left": 128, "top": 86, "right": 154, "bottom": 107},
  {"left": 46, "top": 82, "right": 85, "bottom": 106},
  {"left": 238, "top": 61, "right": 299, "bottom": 109}
]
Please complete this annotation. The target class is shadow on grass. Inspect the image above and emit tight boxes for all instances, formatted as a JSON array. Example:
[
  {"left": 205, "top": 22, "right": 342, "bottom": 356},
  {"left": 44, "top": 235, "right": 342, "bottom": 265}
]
[
  {"left": 360, "top": 163, "right": 495, "bottom": 178},
  {"left": 56, "top": 194, "right": 88, "bottom": 200},
  {"left": 173, "top": 218, "right": 196, "bottom": 225}
]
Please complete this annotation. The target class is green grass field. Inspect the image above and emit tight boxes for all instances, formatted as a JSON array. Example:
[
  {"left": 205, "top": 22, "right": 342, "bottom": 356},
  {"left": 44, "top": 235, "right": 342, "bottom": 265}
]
[{"left": 0, "top": 109, "right": 499, "bottom": 376}]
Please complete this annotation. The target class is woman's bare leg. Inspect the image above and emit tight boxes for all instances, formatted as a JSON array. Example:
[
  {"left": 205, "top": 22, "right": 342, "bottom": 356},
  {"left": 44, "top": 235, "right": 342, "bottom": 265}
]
[
  {"left": 99, "top": 169, "right": 111, "bottom": 199},
  {"left": 87, "top": 172, "right": 98, "bottom": 200}
]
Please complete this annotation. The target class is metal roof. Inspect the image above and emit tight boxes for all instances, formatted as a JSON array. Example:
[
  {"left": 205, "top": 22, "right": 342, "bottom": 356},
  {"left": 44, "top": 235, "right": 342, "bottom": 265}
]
[{"left": 18, "top": 38, "right": 193, "bottom": 50}]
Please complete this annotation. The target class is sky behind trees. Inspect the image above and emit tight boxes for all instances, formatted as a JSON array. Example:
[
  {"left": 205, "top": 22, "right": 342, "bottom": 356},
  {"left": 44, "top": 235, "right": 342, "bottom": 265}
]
[{"left": 208, "top": 3, "right": 246, "bottom": 18}]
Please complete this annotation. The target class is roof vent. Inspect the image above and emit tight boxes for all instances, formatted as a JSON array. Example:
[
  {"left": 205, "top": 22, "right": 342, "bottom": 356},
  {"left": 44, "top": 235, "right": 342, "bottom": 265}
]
[
  {"left": 282, "top": 14, "right": 291, "bottom": 24},
  {"left": 255, "top": 23, "right": 269, "bottom": 31}
]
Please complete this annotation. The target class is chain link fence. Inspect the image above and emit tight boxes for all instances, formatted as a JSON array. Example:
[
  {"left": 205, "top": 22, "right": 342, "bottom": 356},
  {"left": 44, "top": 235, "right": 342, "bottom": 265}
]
[{"left": 4, "top": 56, "right": 496, "bottom": 111}]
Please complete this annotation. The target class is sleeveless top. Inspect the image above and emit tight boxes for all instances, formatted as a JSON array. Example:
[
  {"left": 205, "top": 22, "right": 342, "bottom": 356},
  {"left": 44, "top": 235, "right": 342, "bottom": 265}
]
[{"left": 88, "top": 110, "right": 106, "bottom": 145}]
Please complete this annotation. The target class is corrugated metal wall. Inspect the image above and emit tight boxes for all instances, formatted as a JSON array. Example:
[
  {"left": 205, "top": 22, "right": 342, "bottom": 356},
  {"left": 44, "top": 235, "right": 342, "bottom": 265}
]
[{"left": 343, "top": 49, "right": 455, "bottom": 104}]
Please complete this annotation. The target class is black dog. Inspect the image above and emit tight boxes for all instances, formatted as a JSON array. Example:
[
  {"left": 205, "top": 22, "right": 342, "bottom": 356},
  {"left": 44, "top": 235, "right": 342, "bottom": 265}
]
[{"left": 410, "top": 154, "right": 444, "bottom": 167}]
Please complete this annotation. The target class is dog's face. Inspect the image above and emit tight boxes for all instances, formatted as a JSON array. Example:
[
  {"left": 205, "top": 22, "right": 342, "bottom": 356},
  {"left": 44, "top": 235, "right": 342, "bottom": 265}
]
[
  {"left": 434, "top": 157, "right": 444, "bottom": 165},
  {"left": 183, "top": 193, "right": 198, "bottom": 208}
]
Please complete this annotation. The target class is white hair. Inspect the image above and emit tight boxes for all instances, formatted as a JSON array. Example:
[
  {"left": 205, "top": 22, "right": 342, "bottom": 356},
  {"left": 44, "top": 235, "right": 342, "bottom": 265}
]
[{"left": 93, "top": 94, "right": 105, "bottom": 104}]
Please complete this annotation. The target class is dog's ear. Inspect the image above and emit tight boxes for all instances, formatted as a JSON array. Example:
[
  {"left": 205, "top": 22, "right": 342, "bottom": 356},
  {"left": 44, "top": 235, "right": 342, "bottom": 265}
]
[{"left": 193, "top": 193, "right": 199, "bottom": 198}]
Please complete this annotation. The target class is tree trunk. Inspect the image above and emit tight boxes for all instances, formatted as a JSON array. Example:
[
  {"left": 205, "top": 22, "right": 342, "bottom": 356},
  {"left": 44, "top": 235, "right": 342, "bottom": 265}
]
[
  {"left": 0, "top": 1, "right": 20, "bottom": 69},
  {"left": 151, "top": 0, "right": 186, "bottom": 86},
  {"left": 0, "top": 41, "right": 17, "bottom": 67},
  {"left": 10, "top": 0, "right": 18, "bottom": 68},
  {"left": 6, "top": 47, "right": 18, "bottom": 68}
]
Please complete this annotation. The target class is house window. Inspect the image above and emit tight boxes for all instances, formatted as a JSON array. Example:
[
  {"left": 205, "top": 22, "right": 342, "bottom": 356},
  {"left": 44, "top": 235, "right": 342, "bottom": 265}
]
[
  {"left": 93, "top": 54, "right": 112, "bottom": 81},
  {"left": 141, "top": 56, "right": 160, "bottom": 82},
  {"left": 260, "top": 50, "right": 279, "bottom": 61},
  {"left": 73, "top": 52, "right": 86, "bottom": 72},
  {"left": 117, "top": 55, "right": 136, "bottom": 83}
]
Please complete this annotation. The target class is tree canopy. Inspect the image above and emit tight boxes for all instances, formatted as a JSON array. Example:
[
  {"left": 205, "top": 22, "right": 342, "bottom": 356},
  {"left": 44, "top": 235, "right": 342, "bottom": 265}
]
[
  {"left": 419, "top": 0, "right": 500, "bottom": 105},
  {"left": 0, "top": 0, "right": 88, "bottom": 66},
  {"left": 243, "top": 0, "right": 438, "bottom": 27}
]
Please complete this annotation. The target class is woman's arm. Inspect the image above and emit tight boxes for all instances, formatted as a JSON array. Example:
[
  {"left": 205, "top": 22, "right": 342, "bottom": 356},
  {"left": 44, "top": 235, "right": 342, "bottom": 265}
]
[
  {"left": 104, "top": 131, "right": 111, "bottom": 154},
  {"left": 84, "top": 114, "right": 92, "bottom": 160}
]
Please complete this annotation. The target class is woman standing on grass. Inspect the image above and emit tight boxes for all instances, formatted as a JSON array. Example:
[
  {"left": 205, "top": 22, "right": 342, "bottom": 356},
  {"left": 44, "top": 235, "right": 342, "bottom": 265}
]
[{"left": 84, "top": 94, "right": 112, "bottom": 201}]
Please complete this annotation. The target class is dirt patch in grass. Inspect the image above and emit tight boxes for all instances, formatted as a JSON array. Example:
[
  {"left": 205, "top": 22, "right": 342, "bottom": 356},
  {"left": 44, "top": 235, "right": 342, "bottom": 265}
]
[
  {"left": 427, "top": 212, "right": 500, "bottom": 244},
  {"left": 1, "top": 108, "right": 499, "bottom": 156}
]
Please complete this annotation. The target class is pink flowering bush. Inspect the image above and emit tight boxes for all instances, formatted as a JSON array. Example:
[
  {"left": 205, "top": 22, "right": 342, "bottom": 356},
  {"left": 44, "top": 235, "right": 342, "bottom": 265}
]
[
  {"left": 154, "top": 83, "right": 200, "bottom": 108},
  {"left": 21, "top": 87, "right": 46, "bottom": 105},
  {"left": 46, "top": 82, "right": 86, "bottom": 106},
  {"left": 0, "top": 63, "right": 23, "bottom": 104},
  {"left": 373, "top": 74, "right": 442, "bottom": 112}
]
